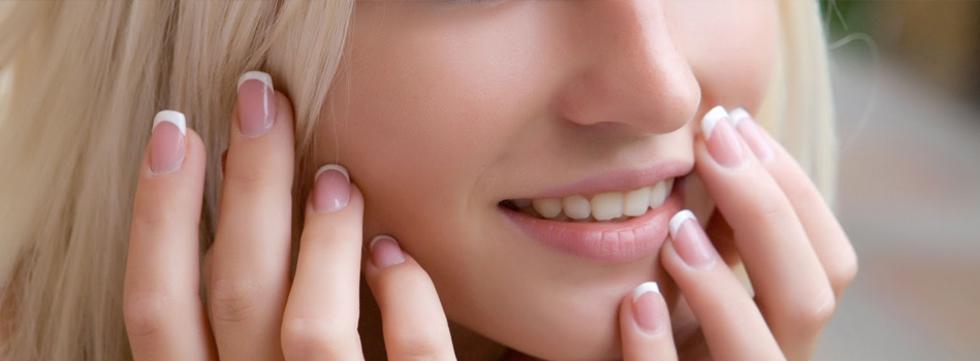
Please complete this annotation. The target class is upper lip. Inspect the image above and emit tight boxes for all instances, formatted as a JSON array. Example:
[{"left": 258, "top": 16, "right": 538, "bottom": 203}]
[{"left": 509, "top": 160, "right": 694, "bottom": 200}]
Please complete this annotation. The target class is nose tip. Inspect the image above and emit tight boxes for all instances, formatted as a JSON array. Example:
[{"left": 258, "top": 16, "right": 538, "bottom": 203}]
[{"left": 556, "top": 1, "right": 700, "bottom": 135}]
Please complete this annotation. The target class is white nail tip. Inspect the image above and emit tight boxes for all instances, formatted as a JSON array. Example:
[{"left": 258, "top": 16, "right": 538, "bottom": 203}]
[
  {"left": 669, "top": 209, "right": 696, "bottom": 237},
  {"left": 152, "top": 110, "right": 186, "bottom": 135},
  {"left": 701, "top": 106, "right": 728, "bottom": 139},
  {"left": 315, "top": 164, "right": 350, "bottom": 183},
  {"left": 237, "top": 70, "right": 273, "bottom": 90},
  {"left": 368, "top": 234, "right": 396, "bottom": 251},
  {"left": 632, "top": 281, "right": 661, "bottom": 303},
  {"left": 729, "top": 107, "right": 750, "bottom": 127}
]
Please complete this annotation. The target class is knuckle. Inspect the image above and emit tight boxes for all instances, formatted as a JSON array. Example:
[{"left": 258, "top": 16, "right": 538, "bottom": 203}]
[
  {"left": 784, "top": 180, "right": 821, "bottom": 209},
  {"left": 789, "top": 291, "right": 837, "bottom": 329},
  {"left": 130, "top": 199, "right": 171, "bottom": 231},
  {"left": 123, "top": 292, "right": 171, "bottom": 338},
  {"left": 747, "top": 195, "right": 795, "bottom": 226},
  {"left": 222, "top": 164, "right": 278, "bottom": 193},
  {"left": 280, "top": 318, "right": 357, "bottom": 359},
  {"left": 207, "top": 279, "right": 260, "bottom": 324},
  {"left": 829, "top": 250, "right": 859, "bottom": 294},
  {"left": 388, "top": 332, "right": 446, "bottom": 361}
]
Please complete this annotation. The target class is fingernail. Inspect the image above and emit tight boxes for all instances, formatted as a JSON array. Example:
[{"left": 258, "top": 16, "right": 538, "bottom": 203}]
[
  {"left": 631, "top": 282, "right": 667, "bottom": 334},
  {"left": 312, "top": 164, "right": 351, "bottom": 213},
  {"left": 668, "top": 210, "right": 717, "bottom": 269},
  {"left": 369, "top": 235, "right": 406, "bottom": 268},
  {"left": 236, "top": 71, "right": 277, "bottom": 137},
  {"left": 730, "top": 108, "right": 774, "bottom": 162},
  {"left": 149, "top": 110, "right": 186, "bottom": 175},
  {"left": 700, "top": 106, "right": 745, "bottom": 168}
]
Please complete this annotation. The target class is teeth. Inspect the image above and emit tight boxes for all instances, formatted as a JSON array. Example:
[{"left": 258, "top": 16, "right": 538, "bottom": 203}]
[
  {"left": 649, "top": 181, "right": 668, "bottom": 209},
  {"left": 591, "top": 192, "right": 624, "bottom": 221},
  {"left": 562, "top": 195, "right": 591, "bottom": 220},
  {"left": 531, "top": 198, "right": 562, "bottom": 218},
  {"left": 515, "top": 177, "right": 677, "bottom": 222},
  {"left": 623, "top": 187, "right": 652, "bottom": 216}
]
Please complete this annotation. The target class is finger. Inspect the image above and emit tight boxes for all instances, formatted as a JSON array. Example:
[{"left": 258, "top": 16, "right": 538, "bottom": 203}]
[
  {"left": 207, "top": 71, "right": 294, "bottom": 360},
  {"left": 729, "top": 108, "right": 858, "bottom": 298},
  {"left": 703, "top": 210, "right": 741, "bottom": 268},
  {"left": 661, "top": 210, "right": 784, "bottom": 361},
  {"left": 694, "top": 106, "right": 836, "bottom": 359},
  {"left": 618, "top": 282, "right": 678, "bottom": 361},
  {"left": 124, "top": 110, "right": 215, "bottom": 361},
  {"left": 281, "top": 165, "right": 365, "bottom": 360},
  {"left": 362, "top": 234, "right": 457, "bottom": 361}
]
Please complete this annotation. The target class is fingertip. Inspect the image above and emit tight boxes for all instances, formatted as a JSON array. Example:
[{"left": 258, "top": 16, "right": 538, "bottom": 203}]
[
  {"left": 368, "top": 234, "right": 407, "bottom": 269},
  {"left": 362, "top": 234, "right": 426, "bottom": 281},
  {"left": 273, "top": 90, "right": 296, "bottom": 128},
  {"left": 177, "top": 129, "right": 207, "bottom": 184},
  {"left": 658, "top": 238, "right": 699, "bottom": 287},
  {"left": 631, "top": 282, "right": 669, "bottom": 335},
  {"left": 619, "top": 281, "right": 678, "bottom": 361}
]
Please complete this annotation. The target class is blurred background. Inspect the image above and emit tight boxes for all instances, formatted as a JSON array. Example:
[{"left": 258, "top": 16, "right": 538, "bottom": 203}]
[{"left": 815, "top": 1, "right": 980, "bottom": 360}]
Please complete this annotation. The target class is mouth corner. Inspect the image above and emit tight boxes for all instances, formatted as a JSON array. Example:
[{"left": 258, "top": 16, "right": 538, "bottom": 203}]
[{"left": 498, "top": 199, "right": 518, "bottom": 211}]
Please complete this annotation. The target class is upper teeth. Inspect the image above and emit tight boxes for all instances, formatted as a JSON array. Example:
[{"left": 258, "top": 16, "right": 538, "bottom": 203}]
[{"left": 522, "top": 178, "right": 675, "bottom": 221}]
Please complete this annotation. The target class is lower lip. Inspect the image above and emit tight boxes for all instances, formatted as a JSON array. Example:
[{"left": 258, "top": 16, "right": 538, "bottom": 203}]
[{"left": 499, "top": 178, "right": 685, "bottom": 263}]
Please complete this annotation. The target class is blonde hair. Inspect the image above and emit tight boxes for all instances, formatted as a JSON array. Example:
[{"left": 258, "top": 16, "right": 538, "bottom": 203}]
[{"left": 0, "top": 1, "right": 836, "bottom": 360}]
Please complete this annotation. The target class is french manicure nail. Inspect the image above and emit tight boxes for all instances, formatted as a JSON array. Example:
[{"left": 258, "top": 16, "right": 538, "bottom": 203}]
[
  {"left": 730, "top": 107, "right": 774, "bottom": 162},
  {"left": 236, "top": 71, "right": 277, "bottom": 137},
  {"left": 369, "top": 235, "right": 406, "bottom": 268},
  {"left": 631, "top": 282, "right": 667, "bottom": 334},
  {"left": 701, "top": 106, "right": 745, "bottom": 168},
  {"left": 668, "top": 210, "right": 718, "bottom": 269},
  {"left": 149, "top": 110, "right": 186, "bottom": 175},
  {"left": 312, "top": 164, "right": 351, "bottom": 213}
]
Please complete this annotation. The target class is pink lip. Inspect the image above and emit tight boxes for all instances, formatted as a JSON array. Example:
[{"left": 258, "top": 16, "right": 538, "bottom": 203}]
[
  {"left": 517, "top": 161, "right": 692, "bottom": 200},
  {"left": 500, "top": 177, "right": 687, "bottom": 263}
]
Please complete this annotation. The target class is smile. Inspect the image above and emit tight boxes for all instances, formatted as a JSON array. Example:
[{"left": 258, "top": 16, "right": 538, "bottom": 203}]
[
  {"left": 498, "top": 161, "right": 692, "bottom": 263},
  {"left": 500, "top": 177, "right": 675, "bottom": 222}
]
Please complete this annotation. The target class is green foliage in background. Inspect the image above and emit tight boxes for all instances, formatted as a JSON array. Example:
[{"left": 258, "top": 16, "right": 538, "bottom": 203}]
[{"left": 821, "top": 0, "right": 871, "bottom": 37}]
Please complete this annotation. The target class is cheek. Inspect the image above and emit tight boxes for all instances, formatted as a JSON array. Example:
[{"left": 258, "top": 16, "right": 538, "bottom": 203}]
[
  {"left": 669, "top": 0, "right": 779, "bottom": 109},
  {"left": 317, "top": 3, "right": 557, "bottom": 250},
  {"left": 312, "top": 4, "right": 545, "bottom": 288}
]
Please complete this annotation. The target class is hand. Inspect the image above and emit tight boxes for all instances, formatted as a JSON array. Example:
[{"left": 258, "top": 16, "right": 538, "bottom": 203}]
[
  {"left": 123, "top": 71, "right": 458, "bottom": 360},
  {"left": 617, "top": 107, "right": 858, "bottom": 361}
]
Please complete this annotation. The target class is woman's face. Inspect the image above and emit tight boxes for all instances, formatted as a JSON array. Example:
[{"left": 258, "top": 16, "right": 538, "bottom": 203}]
[{"left": 318, "top": 0, "right": 778, "bottom": 359}]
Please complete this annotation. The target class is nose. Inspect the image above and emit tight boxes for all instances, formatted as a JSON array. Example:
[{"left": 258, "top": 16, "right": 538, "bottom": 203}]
[{"left": 555, "top": 0, "right": 700, "bottom": 135}]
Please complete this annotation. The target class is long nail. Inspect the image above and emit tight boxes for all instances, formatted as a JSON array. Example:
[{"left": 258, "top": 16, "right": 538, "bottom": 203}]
[
  {"left": 369, "top": 235, "right": 406, "bottom": 268},
  {"left": 312, "top": 164, "right": 351, "bottom": 213},
  {"left": 149, "top": 110, "right": 186, "bottom": 175},
  {"left": 631, "top": 282, "right": 667, "bottom": 334},
  {"left": 700, "top": 106, "right": 745, "bottom": 168},
  {"left": 236, "top": 71, "right": 277, "bottom": 137},
  {"left": 668, "top": 210, "right": 718, "bottom": 269},
  {"left": 729, "top": 107, "right": 774, "bottom": 162}
]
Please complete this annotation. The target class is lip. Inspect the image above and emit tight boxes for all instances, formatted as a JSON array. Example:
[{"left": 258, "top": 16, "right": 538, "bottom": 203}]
[
  {"left": 514, "top": 160, "right": 693, "bottom": 200},
  {"left": 500, "top": 175, "right": 687, "bottom": 263}
]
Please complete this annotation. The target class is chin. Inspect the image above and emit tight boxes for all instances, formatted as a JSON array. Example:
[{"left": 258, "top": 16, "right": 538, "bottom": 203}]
[
  {"left": 457, "top": 311, "right": 621, "bottom": 361},
  {"left": 443, "top": 273, "right": 656, "bottom": 361}
]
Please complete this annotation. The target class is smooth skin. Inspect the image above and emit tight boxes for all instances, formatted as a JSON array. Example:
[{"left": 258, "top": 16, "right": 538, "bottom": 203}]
[
  {"left": 320, "top": 1, "right": 782, "bottom": 357},
  {"left": 617, "top": 112, "right": 857, "bottom": 361},
  {"left": 123, "top": 72, "right": 856, "bottom": 360}
]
